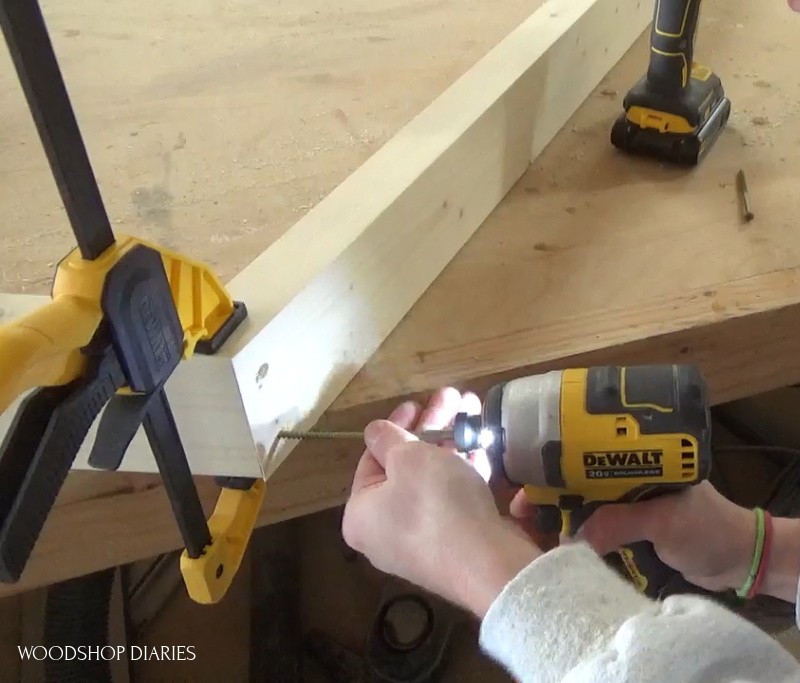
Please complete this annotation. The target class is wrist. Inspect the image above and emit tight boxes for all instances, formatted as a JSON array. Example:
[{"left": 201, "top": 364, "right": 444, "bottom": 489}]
[
  {"left": 759, "top": 516, "right": 800, "bottom": 603},
  {"left": 460, "top": 521, "right": 541, "bottom": 619}
]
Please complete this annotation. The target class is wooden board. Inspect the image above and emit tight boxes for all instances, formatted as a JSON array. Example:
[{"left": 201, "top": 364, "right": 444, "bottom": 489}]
[
  {"left": 0, "top": 0, "right": 652, "bottom": 479},
  {"left": 206, "top": 0, "right": 653, "bottom": 479}
]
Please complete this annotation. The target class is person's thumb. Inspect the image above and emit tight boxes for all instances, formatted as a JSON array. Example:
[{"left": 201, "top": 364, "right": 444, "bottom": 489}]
[
  {"left": 364, "top": 419, "right": 418, "bottom": 468},
  {"left": 578, "top": 500, "right": 662, "bottom": 556},
  {"left": 790, "top": 0, "right": 800, "bottom": 12}
]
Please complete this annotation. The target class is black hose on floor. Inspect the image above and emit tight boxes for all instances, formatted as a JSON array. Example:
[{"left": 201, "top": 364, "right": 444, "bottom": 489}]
[{"left": 42, "top": 567, "right": 116, "bottom": 683}]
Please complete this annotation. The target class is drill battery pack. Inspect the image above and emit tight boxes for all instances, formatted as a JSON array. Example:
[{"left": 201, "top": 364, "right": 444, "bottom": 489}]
[{"left": 611, "top": 64, "right": 731, "bottom": 165}]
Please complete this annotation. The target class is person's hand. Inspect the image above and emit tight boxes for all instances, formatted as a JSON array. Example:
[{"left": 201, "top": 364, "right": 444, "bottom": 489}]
[
  {"left": 507, "top": 492, "right": 562, "bottom": 552},
  {"left": 790, "top": 0, "right": 800, "bottom": 11},
  {"left": 576, "top": 481, "right": 756, "bottom": 592},
  {"left": 341, "top": 387, "right": 541, "bottom": 618}
]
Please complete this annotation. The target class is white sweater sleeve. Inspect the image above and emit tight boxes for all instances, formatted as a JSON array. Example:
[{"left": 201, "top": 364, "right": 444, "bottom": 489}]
[{"left": 478, "top": 543, "right": 800, "bottom": 683}]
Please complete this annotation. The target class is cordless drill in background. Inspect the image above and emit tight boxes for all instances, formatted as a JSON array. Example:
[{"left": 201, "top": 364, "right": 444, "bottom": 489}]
[
  {"left": 610, "top": 0, "right": 731, "bottom": 165},
  {"left": 450, "top": 364, "right": 713, "bottom": 599}
]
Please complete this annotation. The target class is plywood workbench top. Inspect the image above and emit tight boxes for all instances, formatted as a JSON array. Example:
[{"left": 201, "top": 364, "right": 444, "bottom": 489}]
[{"left": 0, "top": 0, "right": 540, "bottom": 286}]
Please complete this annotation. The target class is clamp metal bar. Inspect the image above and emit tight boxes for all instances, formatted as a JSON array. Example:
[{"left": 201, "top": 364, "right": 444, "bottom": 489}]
[
  {"left": 0, "top": 0, "right": 115, "bottom": 260},
  {"left": 142, "top": 388, "right": 212, "bottom": 559}
]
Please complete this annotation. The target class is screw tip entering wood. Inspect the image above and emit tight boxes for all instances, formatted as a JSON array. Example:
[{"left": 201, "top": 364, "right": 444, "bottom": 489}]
[{"left": 736, "top": 169, "right": 754, "bottom": 222}]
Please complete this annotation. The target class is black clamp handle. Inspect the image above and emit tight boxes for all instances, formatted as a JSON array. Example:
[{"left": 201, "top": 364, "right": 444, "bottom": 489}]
[{"left": 0, "top": 340, "right": 124, "bottom": 581}]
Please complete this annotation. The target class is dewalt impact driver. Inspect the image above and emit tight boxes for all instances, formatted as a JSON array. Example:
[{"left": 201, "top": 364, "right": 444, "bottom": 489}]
[
  {"left": 610, "top": 0, "right": 731, "bottom": 165},
  {"left": 448, "top": 364, "right": 713, "bottom": 599}
]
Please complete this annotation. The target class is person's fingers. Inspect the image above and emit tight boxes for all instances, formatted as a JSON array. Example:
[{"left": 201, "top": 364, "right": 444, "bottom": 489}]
[
  {"left": 501, "top": 491, "right": 560, "bottom": 549},
  {"left": 469, "top": 449, "right": 493, "bottom": 482},
  {"left": 352, "top": 401, "right": 420, "bottom": 490},
  {"left": 459, "top": 391, "right": 482, "bottom": 417},
  {"left": 416, "top": 387, "right": 463, "bottom": 431},
  {"left": 790, "top": 0, "right": 800, "bottom": 11},
  {"left": 388, "top": 400, "right": 422, "bottom": 429},
  {"left": 509, "top": 489, "right": 537, "bottom": 519},
  {"left": 363, "top": 418, "right": 419, "bottom": 469},
  {"left": 578, "top": 499, "right": 665, "bottom": 555}
]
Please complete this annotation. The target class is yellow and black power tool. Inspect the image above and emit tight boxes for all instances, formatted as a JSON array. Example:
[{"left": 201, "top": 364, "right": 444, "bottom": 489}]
[
  {"left": 450, "top": 364, "right": 713, "bottom": 599},
  {"left": 610, "top": 0, "right": 731, "bottom": 165}
]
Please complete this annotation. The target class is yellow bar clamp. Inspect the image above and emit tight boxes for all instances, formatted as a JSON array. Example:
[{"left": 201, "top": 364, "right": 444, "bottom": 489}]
[{"left": 0, "top": 233, "right": 262, "bottom": 605}]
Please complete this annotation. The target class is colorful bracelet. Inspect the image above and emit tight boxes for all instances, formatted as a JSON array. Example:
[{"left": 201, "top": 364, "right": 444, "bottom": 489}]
[
  {"left": 736, "top": 507, "right": 771, "bottom": 599},
  {"left": 748, "top": 509, "right": 774, "bottom": 599}
]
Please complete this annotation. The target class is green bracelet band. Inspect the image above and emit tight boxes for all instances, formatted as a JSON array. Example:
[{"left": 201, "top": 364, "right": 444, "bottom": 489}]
[{"left": 736, "top": 507, "right": 766, "bottom": 599}]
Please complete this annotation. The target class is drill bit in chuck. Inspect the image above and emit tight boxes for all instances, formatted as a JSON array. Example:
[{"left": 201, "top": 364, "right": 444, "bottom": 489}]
[{"left": 276, "top": 413, "right": 491, "bottom": 453}]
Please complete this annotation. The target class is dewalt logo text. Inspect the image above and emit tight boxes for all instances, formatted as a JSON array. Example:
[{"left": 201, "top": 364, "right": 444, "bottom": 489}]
[
  {"left": 582, "top": 451, "right": 662, "bottom": 467},
  {"left": 582, "top": 450, "right": 663, "bottom": 480}
]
